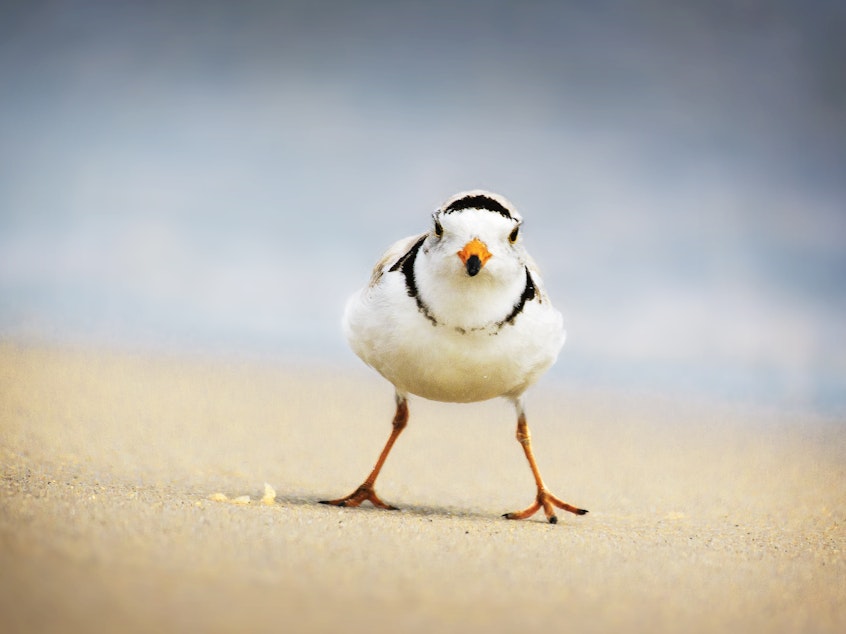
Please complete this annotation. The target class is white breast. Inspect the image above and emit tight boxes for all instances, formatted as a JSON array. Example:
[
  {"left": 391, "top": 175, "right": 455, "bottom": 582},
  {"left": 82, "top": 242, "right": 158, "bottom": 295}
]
[{"left": 344, "top": 271, "right": 565, "bottom": 403}]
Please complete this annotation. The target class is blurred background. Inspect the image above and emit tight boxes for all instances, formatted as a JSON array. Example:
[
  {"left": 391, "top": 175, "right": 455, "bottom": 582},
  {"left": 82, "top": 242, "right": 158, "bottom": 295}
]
[{"left": 1, "top": 0, "right": 844, "bottom": 413}]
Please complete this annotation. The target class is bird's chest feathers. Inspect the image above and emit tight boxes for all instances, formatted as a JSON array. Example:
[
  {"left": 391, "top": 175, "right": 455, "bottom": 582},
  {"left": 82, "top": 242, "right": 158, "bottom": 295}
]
[{"left": 413, "top": 257, "right": 526, "bottom": 333}]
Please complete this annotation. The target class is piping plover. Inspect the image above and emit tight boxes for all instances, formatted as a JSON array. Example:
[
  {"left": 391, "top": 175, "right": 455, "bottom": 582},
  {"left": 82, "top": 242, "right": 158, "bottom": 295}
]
[{"left": 321, "top": 190, "right": 587, "bottom": 523}]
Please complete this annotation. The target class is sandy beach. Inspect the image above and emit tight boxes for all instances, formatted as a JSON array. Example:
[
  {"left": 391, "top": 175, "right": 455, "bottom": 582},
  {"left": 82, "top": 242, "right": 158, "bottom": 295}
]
[{"left": 1, "top": 343, "right": 843, "bottom": 633}]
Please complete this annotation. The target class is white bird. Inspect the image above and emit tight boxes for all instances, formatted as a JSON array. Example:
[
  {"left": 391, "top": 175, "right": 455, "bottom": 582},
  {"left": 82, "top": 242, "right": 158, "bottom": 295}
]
[{"left": 321, "top": 190, "right": 587, "bottom": 523}]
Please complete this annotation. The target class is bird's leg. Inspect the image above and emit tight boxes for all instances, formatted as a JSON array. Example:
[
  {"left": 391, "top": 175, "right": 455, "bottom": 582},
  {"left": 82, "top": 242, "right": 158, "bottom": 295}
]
[
  {"left": 320, "top": 394, "right": 408, "bottom": 510},
  {"left": 503, "top": 403, "right": 587, "bottom": 524}
]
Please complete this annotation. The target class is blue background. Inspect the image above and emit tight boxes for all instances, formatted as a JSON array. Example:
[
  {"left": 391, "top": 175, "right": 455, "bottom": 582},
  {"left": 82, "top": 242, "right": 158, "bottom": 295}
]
[{"left": 1, "top": 1, "right": 844, "bottom": 413}]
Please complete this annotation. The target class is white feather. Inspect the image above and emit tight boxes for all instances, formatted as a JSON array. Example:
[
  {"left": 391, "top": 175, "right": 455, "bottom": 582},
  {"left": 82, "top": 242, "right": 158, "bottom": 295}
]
[{"left": 344, "top": 192, "right": 565, "bottom": 403}]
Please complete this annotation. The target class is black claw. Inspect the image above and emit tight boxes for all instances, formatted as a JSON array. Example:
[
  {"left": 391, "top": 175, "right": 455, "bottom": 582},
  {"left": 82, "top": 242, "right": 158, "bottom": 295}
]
[
  {"left": 578, "top": 509, "right": 589, "bottom": 515},
  {"left": 549, "top": 515, "right": 558, "bottom": 524}
]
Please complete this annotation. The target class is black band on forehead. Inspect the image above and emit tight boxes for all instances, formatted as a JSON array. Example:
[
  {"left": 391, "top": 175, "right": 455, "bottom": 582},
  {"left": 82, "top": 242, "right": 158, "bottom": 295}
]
[{"left": 442, "top": 194, "right": 513, "bottom": 219}]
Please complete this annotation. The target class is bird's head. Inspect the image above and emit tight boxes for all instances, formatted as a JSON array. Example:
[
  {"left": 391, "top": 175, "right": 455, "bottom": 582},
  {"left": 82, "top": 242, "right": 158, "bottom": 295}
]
[{"left": 425, "top": 190, "right": 525, "bottom": 282}]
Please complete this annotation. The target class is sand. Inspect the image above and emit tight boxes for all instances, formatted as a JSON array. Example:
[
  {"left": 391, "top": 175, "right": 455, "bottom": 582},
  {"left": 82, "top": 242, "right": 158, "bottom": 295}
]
[{"left": 1, "top": 343, "right": 843, "bottom": 633}]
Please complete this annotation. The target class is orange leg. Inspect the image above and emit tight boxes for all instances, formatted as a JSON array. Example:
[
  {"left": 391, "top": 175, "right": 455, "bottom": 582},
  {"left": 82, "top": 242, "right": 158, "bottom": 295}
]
[
  {"left": 503, "top": 408, "right": 587, "bottom": 524},
  {"left": 320, "top": 395, "right": 408, "bottom": 510}
]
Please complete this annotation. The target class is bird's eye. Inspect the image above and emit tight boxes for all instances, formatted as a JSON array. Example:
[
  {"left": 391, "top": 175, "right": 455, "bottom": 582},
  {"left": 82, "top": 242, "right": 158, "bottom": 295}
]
[
  {"left": 509, "top": 226, "right": 519, "bottom": 243},
  {"left": 434, "top": 220, "right": 443, "bottom": 237}
]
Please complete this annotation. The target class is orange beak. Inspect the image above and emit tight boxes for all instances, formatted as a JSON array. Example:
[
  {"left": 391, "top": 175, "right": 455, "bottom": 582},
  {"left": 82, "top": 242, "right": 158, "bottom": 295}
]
[{"left": 457, "top": 238, "right": 492, "bottom": 277}]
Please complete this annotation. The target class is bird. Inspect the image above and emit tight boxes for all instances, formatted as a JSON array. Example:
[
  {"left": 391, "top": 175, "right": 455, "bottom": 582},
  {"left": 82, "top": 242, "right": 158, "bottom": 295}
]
[{"left": 321, "top": 190, "right": 587, "bottom": 524}]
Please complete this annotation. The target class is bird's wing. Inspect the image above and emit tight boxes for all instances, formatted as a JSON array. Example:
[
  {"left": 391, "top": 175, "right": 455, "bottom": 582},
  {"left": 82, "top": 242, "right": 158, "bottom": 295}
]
[{"left": 367, "top": 232, "right": 428, "bottom": 288}]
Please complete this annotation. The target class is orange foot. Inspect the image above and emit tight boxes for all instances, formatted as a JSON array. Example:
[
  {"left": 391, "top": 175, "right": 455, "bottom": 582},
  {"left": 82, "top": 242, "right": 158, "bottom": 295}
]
[
  {"left": 320, "top": 484, "right": 398, "bottom": 510},
  {"left": 504, "top": 489, "right": 588, "bottom": 524}
]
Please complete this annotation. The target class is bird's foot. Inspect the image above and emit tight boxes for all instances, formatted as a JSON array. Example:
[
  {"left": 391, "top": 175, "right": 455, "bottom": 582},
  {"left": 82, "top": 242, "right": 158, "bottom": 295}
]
[
  {"left": 503, "top": 489, "right": 588, "bottom": 524},
  {"left": 320, "top": 484, "right": 398, "bottom": 510}
]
